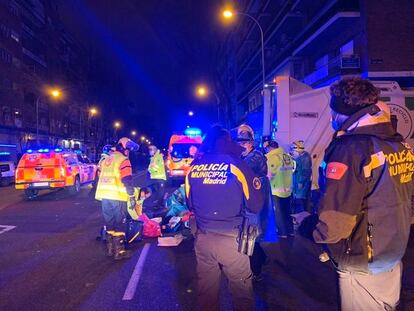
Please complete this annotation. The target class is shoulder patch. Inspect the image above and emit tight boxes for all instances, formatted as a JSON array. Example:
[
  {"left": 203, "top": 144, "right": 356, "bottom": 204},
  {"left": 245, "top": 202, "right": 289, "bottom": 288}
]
[
  {"left": 253, "top": 177, "right": 262, "bottom": 190},
  {"left": 326, "top": 162, "right": 348, "bottom": 180}
]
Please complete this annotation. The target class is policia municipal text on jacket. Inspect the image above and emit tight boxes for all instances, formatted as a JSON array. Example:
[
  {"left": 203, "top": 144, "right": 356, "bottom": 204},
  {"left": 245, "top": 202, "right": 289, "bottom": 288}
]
[
  {"left": 185, "top": 126, "right": 264, "bottom": 311},
  {"left": 300, "top": 78, "right": 414, "bottom": 310},
  {"left": 95, "top": 137, "right": 139, "bottom": 260}
]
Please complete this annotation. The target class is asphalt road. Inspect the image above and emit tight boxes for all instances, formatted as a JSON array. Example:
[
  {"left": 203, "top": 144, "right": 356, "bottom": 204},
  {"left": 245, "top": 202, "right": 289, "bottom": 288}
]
[{"left": 0, "top": 184, "right": 413, "bottom": 311}]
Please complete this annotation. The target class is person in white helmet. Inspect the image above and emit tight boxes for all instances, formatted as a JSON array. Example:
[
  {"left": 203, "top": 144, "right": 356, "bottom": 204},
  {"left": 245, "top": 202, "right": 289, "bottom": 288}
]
[{"left": 95, "top": 137, "right": 139, "bottom": 260}]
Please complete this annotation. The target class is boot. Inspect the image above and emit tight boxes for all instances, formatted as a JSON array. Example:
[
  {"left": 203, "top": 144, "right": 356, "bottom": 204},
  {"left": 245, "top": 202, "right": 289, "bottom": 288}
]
[
  {"left": 106, "top": 234, "right": 114, "bottom": 257},
  {"left": 113, "top": 234, "right": 132, "bottom": 260}
]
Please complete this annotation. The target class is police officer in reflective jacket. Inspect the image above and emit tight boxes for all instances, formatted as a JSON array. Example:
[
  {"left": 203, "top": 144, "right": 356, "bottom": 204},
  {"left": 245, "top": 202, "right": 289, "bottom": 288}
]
[
  {"left": 185, "top": 126, "right": 264, "bottom": 311},
  {"left": 95, "top": 137, "right": 139, "bottom": 260}
]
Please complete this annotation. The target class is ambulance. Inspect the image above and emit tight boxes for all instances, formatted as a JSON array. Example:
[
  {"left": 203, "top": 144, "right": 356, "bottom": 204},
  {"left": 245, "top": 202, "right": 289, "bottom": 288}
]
[
  {"left": 166, "top": 128, "right": 202, "bottom": 179},
  {"left": 15, "top": 148, "right": 97, "bottom": 199}
]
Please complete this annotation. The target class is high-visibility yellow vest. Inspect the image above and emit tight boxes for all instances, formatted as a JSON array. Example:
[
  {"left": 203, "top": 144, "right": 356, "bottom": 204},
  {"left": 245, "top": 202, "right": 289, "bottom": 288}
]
[
  {"left": 95, "top": 152, "right": 129, "bottom": 202},
  {"left": 148, "top": 150, "right": 166, "bottom": 180},
  {"left": 266, "top": 147, "right": 295, "bottom": 198}
]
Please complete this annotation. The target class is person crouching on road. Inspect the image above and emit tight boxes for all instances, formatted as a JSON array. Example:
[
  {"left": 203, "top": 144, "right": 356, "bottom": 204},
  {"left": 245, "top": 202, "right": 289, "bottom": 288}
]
[
  {"left": 186, "top": 125, "right": 264, "bottom": 311},
  {"left": 148, "top": 145, "right": 166, "bottom": 197},
  {"left": 298, "top": 77, "right": 414, "bottom": 310},
  {"left": 264, "top": 140, "right": 295, "bottom": 238},
  {"left": 95, "top": 137, "right": 139, "bottom": 260}
]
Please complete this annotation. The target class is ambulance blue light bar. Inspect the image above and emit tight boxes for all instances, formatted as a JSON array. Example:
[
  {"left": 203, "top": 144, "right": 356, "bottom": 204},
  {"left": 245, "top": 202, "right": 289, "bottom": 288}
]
[{"left": 185, "top": 127, "right": 202, "bottom": 137}]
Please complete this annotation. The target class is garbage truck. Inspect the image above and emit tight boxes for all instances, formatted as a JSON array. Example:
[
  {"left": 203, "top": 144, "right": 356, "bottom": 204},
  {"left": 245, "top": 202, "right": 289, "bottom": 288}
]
[{"left": 270, "top": 77, "right": 414, "bottom": 190}]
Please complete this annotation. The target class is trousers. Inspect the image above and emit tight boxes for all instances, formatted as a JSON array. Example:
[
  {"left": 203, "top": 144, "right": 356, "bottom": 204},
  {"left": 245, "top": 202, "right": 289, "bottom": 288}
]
[
  {"left": 273, "top": 195, "right": 294, "bottom": 236},
  {"left": 194, "top": 231, "right": 254, "bottom": 311},
  {"left": 101, "top": 199, "right": 127, "bottom": 232},
  {"left": 338, "top": 261, "right": 402, "bottom": 311}
]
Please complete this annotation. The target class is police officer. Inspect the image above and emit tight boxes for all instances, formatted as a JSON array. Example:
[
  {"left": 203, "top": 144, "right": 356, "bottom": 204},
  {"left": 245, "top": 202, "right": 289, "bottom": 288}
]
[
  {"left": 95, "top": 137, "right": 139, "bottom": 260},
  {"left": 236, "top": 124, "right": 270, "bottom": 281},
  {"left": 299, "top": 78, "right": 414, "bottom": 310},
  {"left": 186, "top": 126, "right": 264, "bottom": 311}
]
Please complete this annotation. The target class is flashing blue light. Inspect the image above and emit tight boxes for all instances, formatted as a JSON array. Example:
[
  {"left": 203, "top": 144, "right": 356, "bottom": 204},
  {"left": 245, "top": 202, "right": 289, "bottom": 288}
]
[
  {"left": 185, "top": 127, "right": 202, "bottom": 137},
  {"left": 0, "top": 144, "right": 16, "bottom": 148},
  {"left": 0, "top": 152, "right": 11, "bottom": 155},
  {"left": 54, "top": 148, "right": 63, "bottom": 152},
  {"left": 27, "top": 149, "right": 33, "bottom": 153}
]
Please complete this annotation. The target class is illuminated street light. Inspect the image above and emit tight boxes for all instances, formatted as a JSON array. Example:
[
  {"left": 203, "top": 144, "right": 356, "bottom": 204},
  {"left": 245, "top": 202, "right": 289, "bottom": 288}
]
[
  {"left": 50, "top": 89, "right": 61, "bottom": 98},
  {"left": 89, "top": 107, "right": 98, "bottom": 116},
  {"left": 141, "top": 136, "right": 146, "bottom": 141},
  {"left": 194, "top": 84, "right": 221, "bottom": 121},
  {"left": 131, "top": 130, "right": 137, "bottom": 137},
  {"left": 223, "top": 10, "right": 233, "bottom": 18},
  {"left": 188, "top": 110, "right": 194, "bottom": 117},
  {"left": 114, "top": 121, "right": 121, "bottom": 129},
  {"left": 196, "top": 85, "right": 207, "bottom": 97}
]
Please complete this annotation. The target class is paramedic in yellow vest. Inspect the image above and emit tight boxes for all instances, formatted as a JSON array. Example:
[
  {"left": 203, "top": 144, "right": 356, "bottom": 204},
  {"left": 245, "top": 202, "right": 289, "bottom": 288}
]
[
  {"left": 148, "top": 145, "right": 166, "bottom": 196},
  {"left": 95, "top": 137, "right": 139, "bottom": 260},
  {"left": 264, "top": 140, "right": 295, "bottom": 238}
]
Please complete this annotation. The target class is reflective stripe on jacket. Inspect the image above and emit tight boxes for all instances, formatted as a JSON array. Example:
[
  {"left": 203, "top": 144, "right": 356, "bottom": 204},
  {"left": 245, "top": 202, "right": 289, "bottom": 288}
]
[
  {"left": 148, "top": 150, "right": 166, "bottom": 180},
  {"left": 266, "top": 147, "right": 294, "bottom": 198},
  {"left": 95, "top": 152, "right": 129, "bottom": 202}
]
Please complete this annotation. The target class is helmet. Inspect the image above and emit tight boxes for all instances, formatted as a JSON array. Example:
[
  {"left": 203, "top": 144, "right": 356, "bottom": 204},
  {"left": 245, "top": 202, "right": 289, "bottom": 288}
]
[
  {"left": 236, "top": 124, "right": 254, "bottom": 142},
  {"left": 117, "top": 137, "right": 139, "bottom": 152},
  {"left": 102, "top": 144, "right": 113, "bottom": 155}
]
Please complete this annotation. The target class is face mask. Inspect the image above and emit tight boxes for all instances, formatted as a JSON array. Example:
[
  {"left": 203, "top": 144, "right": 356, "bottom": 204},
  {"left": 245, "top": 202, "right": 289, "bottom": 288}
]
[
  {"left": 149, "top": 149, "right": 156, "bottom": 156},
  {"left": 291, "top": 150, "right": 300, "bottom": 158},
  {"left": 331, "top": 111, "right": 348, "bottom": 131}
]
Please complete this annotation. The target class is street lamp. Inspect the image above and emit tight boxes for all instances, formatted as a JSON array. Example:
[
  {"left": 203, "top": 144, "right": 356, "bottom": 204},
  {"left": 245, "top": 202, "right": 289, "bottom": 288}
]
[
  {"left": 113, "top": 121, "right": 121, "bottom": 140},
  {"left": 195, "top": 84, "right": 221, "bottom": 122},
  {"left": 222, "top": 8, "right": 266, "bottom": 90},
  {"left": 141, "top": 136, "right": 146, "bottom": 141},
  {"left": 131, "top": 130, "right": 137, "bottom": 137},
  {"left": 188, "top": 110, "right": 194, "bottom": 117},
  {"left": 89, "top": 107, "right": 98, "bottom": 116},
  {"left": 36, "top": 88, "right": 62, "bottom": 144}
]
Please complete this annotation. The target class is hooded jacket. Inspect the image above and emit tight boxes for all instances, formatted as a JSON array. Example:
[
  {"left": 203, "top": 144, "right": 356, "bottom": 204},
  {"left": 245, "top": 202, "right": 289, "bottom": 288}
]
[{"left": 306, "top": 102, "right": 414, "bottom": 274}]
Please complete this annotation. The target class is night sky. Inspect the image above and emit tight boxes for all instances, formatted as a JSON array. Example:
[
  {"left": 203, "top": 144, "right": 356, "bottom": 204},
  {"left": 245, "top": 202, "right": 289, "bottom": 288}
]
[{"left": 55, "top": 0, "right": 229, "bottom": 146}]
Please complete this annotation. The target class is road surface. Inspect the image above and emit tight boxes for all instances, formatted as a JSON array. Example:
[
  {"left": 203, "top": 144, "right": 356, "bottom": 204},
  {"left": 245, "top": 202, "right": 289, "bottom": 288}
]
[{"left": 0, "top": 185, "right": 413, "bottom": 310}]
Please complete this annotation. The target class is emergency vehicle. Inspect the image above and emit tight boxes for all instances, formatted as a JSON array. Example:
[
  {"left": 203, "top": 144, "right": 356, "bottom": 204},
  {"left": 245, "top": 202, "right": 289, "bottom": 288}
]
[
  {"left": 166, "top": 128, "right": 202, "bottom": 178},
  {"left": 15, "top": 148, "right": 97, "bottom": 199},
  {"left": 0, "top": 143, "right": 17, "bottom": 187}
]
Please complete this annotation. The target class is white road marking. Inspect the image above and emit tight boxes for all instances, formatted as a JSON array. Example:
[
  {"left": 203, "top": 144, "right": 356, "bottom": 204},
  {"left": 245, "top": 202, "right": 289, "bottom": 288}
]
[
  {"left": 0, "top": 225, "right": 16, "bottom": 235},
  {"left": 122, "top": 243, "right": 151, "bottom": 301}
]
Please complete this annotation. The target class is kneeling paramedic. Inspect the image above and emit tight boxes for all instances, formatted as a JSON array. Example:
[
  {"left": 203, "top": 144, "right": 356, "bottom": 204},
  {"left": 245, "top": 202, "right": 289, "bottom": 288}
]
[
  {"left": 186, "top": 126, "right": 264, "bottom": 311},
  {"left": 95, "top": 137, "right": 139, "bottom": 260},
  {"left": 299, "top": 78, "right": 414, "bottom": 310}
]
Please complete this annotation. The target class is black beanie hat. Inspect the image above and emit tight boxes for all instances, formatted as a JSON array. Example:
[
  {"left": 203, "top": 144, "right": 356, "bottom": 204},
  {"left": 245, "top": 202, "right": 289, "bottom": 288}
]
[{"left": 329, "top": 95, "right": 372, "bottom": 116}]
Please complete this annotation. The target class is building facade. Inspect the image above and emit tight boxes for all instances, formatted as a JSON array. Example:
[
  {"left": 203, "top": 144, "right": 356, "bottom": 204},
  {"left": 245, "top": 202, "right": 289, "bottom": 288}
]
[
  {"left": 217, "top": 0, "right": 414, "bottom": 129},
  {"left": 0, "top": 0, "right": 101, "bottom": 156}
]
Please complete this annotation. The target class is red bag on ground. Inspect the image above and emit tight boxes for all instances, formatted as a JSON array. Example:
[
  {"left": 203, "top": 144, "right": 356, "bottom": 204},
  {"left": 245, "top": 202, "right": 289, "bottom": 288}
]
[{"left": 139, "top": 213, "right": 161, "bottom": 237}]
